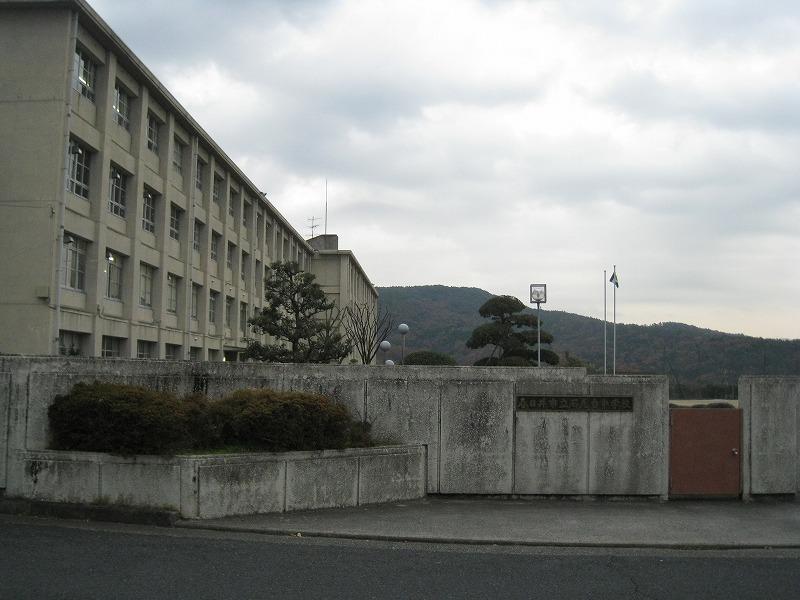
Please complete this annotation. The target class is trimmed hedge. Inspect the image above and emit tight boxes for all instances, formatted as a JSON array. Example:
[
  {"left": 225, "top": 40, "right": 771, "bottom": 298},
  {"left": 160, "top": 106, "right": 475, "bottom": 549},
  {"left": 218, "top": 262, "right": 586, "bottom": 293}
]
[
  {"left": 207, "top": 389, "right": 359, "bottom": 452},
  {"left": 48, "top": 382, "right": 196, "bottom": 455},
  {"left": 48, "top": 382, "right": 371, "bottom": 455}
]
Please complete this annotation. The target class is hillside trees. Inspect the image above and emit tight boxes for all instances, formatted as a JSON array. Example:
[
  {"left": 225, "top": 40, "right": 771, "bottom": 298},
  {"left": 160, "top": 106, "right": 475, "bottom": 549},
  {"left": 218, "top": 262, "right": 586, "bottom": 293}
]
[
  {"left": 245, "top": 261, "right": 352, "bottom": 363},
  {"left": 466, "top": 295, "right": 559, "bottom": 366},
  {"left": 403, "top": 350, "right": 457, "bottom": 365}
]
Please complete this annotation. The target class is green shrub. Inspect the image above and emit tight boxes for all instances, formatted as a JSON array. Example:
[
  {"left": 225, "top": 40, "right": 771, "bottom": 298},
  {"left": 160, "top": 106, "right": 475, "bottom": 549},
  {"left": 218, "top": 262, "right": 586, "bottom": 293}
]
[
  {"left": 497, "top": 356, "right": 532, "bottom": 367},
  {"left": 48, "top": 382, "right": 198, "bottom": 455},
  {"left": 48, "top": 382, "right": 373, "bottom": 455},
  {"left": 403, "top": 350, "right": 457, "bottom": 366},
  {"left": 211, "top": 388, "right": 357, "bottom": 452}
]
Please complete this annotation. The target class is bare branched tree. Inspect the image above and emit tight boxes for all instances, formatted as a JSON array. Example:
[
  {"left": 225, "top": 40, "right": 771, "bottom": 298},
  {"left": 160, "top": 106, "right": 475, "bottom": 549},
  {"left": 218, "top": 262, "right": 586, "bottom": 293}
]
[{"left": 343, "top": 303, "right": 395, "bottom": 364}]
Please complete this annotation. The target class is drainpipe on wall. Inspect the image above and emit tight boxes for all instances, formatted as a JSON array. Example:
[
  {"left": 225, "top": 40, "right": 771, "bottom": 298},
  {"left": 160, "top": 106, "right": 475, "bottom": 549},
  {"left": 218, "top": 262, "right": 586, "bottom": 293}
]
[
  {"left": 186, "top": 137, "right": 199, "bottom": 360},
  {"left": 52, "top": 11, "right": 79, "bottom": 355}
]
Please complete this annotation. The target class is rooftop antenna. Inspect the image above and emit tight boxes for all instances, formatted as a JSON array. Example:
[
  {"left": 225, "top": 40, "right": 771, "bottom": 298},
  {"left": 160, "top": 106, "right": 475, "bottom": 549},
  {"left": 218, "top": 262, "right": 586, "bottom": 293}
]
[
  {"left": 307, "top": 216, "right": 320, "bottom": 238},
  {"left": 324, "top": 178, "right": 328, "bottom": 235}
]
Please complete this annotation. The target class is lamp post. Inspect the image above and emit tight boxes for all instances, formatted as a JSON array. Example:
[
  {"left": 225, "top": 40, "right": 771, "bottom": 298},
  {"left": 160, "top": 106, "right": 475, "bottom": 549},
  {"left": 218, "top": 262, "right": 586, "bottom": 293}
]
[
  {"left": 379, "top": 340, "right": 391, "bottom": 365},
  {"left": 529, "top": 284, "right": 547, "bottom": 367},
  {"left": 398, "top": 323, "right": 409, "bottom": 364}
]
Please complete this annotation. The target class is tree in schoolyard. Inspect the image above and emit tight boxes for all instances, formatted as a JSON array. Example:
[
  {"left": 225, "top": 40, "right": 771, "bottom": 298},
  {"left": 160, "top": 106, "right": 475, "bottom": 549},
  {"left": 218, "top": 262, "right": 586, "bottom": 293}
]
[
  {"left": 342, "top": 302, "right": 395, "bottom": 365},
  {"left": 466, "top": 295, "right": 559, "bottom": 366},
  {"left": 245, "top": 261, "right": 352, "bottom": 363}
]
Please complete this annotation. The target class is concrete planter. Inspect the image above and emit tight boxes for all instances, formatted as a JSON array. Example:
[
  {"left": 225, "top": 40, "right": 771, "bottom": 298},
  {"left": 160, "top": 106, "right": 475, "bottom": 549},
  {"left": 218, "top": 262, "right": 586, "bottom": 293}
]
[{"left": 14, "top": 445, "right": 426, "bottom": 519}]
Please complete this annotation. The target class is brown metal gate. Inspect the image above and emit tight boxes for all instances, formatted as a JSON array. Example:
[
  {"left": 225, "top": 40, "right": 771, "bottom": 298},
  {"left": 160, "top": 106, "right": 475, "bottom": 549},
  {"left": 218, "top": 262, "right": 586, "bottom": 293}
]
[{"left": 669, "top": 408, "right": 741, "bottom": 497}]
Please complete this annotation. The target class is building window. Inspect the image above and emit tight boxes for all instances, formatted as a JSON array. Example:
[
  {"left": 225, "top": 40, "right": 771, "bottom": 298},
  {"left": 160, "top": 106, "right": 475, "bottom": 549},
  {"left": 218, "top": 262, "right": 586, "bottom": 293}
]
[
  {"left": 105, "top": 250, "right": 123, "bottom": 300},
  {"left": 67, "top": 140, "right": 90, "bottom": 199},
  {"left": 240, "top": 251, "right": 248, "bottom": 286},
  {"left": 195, "top": 158, "right": 204, "bottom": 191},
  {"left": 225, "top": 296, "right": 233, "bottom": 328},
  {"left": 112, "top": 83, "right": 131, "bottom": 130},
  {"left": 108, "top": 166, "right": 127, "bottom": 217},
  {"left": 139, "top": 263, "right": 154, "bottom": 307},
  {"left": 193, "top": 220, "right": 202, "bottom": 253},
  {"left": 101, "top": 336, "right": 123, "bottom": 358},
  {"left": 173, "top": 139, "right": 184, "bottom": 176},
  {"left": 169, "top": 204, "right": 181, "bottom": 240},
  {"left": 265, "top": 222, "right": 273, "bottom": 257},
  {"left": 59, "top": 331, "right": 84, "bottom": 356},
  {"left": 242, "top": 202, "right": 250, "bottom": 229},
  {"left": 257, "top": 213, "right": 263, "bottom": 244},
  {"left": 167, "top": 273, "right": 178, "bottom": 313},
  {"left": 142, "top": 190, "right": 156, "bottom": 233},
  {"left": 228, "top": 191, "right": 237, "bottom": 219},
  {"left": 239, "top": 303, "right": 248, "bottom": 335},
  {"left": 208, "top": 291, "right": 218, "bottom": 324},
  {"left": 73, "top": 47, "right": 96, "bottom": 101},
  {"left": 226, "top": 242, "right": 235, "bottom": 270},
  {"left": 147, "top": 114, "right": 160, "bottom": 153},
  {"left": 165, "top": 343, "right": 181, "bottom": 360},
  {"left": 191, "top": 284, "right": 200, "bottom": 320},
  {"left": 137, "top": 340, "right": 156, "bottom": 359},
  {"left": 190, "top": 347, "right": 202, "bottom": 361},
  {"left": 212, "top": 176, "right": 222, "bottom": 205},
  {"left": 210, "top": 232, "right": 220, "bottom": 261},
  {"left": 62, "top": 235, "right": 87, "bottom": 291}
]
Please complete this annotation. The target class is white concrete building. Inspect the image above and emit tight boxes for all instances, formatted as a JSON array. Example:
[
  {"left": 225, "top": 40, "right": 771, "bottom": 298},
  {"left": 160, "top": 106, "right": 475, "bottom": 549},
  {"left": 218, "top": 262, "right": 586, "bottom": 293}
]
[{"left": 0, "top": 0, "right": 375, "bottom": 361}]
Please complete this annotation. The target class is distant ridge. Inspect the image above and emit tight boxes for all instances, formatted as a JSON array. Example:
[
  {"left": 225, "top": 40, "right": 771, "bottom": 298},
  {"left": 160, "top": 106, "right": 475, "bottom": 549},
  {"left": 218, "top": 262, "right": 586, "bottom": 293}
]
[{"left": 377, "top": 285, "right": 800, "bottom": 398}]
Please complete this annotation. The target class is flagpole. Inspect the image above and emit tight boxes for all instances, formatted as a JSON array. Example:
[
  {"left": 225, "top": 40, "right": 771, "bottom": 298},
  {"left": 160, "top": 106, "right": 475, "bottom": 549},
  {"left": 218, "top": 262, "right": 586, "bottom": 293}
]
[
  {"left": 603, "top": 269, "right": 607, "bottom": 375},
  {"left": 613, "top": 264, "right": 617, "bottom": 376}
]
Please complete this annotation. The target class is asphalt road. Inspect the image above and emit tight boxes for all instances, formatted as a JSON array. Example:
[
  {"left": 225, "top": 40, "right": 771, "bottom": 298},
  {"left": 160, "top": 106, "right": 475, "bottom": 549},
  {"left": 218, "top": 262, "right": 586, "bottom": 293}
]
[{"left": 1, "top": 515, "right": 799, "bottom": 600}]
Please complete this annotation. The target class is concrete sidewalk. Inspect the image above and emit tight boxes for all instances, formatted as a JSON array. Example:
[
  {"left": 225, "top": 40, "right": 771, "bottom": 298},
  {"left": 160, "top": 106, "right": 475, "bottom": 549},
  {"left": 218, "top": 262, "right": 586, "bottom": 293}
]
[{"left": 177, "top": 497, "right": 800, "bottom": 549}]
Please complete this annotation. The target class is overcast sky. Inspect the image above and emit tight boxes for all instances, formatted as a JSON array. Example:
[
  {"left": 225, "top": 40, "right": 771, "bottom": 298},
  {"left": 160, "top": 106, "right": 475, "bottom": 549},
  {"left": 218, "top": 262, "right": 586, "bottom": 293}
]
[{"left": 91, "top": 0, "right": 800, "bottom": 339}]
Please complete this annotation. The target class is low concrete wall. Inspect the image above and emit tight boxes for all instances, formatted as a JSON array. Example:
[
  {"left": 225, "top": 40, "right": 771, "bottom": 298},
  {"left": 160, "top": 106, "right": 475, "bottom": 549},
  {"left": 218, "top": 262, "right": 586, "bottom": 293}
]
[
  {"left": 0, "top": 357, "right": 671, "bottom": 499},
  {"left": 0, "top": 371, "right": 10, "bottom": 491},
  {"left": 14, "top": 445, "right": 426, "bottom": 518},
  {"left": 740, "top": 376, "right": 800, "bottom": 497}
]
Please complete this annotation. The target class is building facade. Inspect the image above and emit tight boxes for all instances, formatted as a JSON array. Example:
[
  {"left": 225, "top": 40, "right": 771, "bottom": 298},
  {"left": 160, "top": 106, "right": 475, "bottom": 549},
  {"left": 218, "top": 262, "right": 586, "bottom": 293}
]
[
  {"left": 0, "top": 0, "right": 371, "bottom": 361},
  {"left": 308, "top": 234, "right": 379, "bottom": 363}
]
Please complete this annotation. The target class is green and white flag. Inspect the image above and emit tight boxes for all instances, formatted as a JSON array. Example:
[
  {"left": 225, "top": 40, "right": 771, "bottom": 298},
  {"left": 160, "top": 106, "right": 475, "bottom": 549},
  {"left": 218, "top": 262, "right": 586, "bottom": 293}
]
[{"left": 609, "top": 270, "right": 619, "bottom": 288}]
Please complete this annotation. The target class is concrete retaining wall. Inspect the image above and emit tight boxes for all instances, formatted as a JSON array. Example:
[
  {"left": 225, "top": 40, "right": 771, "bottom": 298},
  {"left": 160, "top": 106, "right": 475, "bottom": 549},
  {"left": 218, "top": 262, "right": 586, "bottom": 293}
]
[
  {"left": 367, "top": 373, "right": 669, "bottom": 496},
  {"left": 740, "top": 376, "right": 800, "bottom": 497},
  {"left": 0, "top": 356, "right": 670, "bottom": 500},
  {"left": 15, "top": 445, "right": 426, "bottom": 518}
]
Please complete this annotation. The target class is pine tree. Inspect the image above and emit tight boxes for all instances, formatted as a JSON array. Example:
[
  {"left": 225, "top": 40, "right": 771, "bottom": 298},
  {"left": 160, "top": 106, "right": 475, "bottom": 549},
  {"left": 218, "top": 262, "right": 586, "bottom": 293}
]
[
  {"left": 466, "top": 295, "right": 559, "bottom": 366},
  {"left": 245, "top": 261, "right": 352, "bottom": 363}
]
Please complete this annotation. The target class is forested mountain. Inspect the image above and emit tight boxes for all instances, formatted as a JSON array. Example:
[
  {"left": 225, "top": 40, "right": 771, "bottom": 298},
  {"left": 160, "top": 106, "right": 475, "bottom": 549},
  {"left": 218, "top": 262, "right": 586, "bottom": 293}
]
[{"left": 377, "top": 285, "right": 800, "bottom": 398}]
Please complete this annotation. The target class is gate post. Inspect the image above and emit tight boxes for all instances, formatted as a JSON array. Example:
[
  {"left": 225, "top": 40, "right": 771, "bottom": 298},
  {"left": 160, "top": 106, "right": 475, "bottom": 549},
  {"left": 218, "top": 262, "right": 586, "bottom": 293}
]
[{"left": 739, "top": 377, "right": 752, "bottom": 501}]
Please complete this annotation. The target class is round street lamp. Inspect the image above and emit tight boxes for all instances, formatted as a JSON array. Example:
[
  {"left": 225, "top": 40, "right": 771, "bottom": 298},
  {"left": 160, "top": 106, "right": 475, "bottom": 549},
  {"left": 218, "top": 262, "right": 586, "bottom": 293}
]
[
  {"left": 398, "top": 323, "right": 409, "bottom": 364},
  {"left": 379, "top": 340, "right": 391, "bottom": 365}
]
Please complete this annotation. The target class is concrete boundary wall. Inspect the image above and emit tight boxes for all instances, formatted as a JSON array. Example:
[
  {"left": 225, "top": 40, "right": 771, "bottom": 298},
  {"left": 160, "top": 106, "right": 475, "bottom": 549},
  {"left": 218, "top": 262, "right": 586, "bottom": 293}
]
[
  {"left": 0, "top": 357, "right": 669, "bottom": 499},
  {"left": 739, "top": 376, "right": 800, "bottom": 498},
  {"left": 0, "top": 372, "right": 10, "bottom": 490},
  {"left": 14, "top": 445, "right": 426, "bottom": 518}
]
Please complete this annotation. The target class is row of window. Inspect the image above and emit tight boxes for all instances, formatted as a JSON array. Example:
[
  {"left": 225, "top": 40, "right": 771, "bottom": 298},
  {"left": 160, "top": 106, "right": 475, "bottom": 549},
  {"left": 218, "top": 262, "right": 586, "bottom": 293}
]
[
  {"left": 69, "top": 45, "right": 304, "bottom": 272},
  {"left": 61, "top": 331, "right": 239, "bottom": 362},
  {"left": 64, "top": 234, "right": 264, "bottom": 298},
  {"left": 73, "top": 46, "right": 259, "bottom": 220},
  {"left": 68, "top": 139, "right": 277, "bottom": 247},
  {"left": 63, "top": 235, "right": 255, "bottom": 331}
]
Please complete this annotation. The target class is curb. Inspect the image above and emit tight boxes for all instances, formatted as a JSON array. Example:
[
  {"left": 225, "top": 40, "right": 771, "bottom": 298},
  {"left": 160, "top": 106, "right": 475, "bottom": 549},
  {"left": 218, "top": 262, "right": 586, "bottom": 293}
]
[
  {"left": 174, "top": 520, "right": 800, "bottom": 550},
  {"left": 0, "top": 497, "right": 178, "bottom": 527}
]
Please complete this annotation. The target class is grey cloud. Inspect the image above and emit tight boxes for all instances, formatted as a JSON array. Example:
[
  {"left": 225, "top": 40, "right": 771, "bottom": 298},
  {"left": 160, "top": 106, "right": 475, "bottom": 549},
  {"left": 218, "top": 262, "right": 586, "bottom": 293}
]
[{"left": 601, "top": 72, "right": 800, "bottom": 133}]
